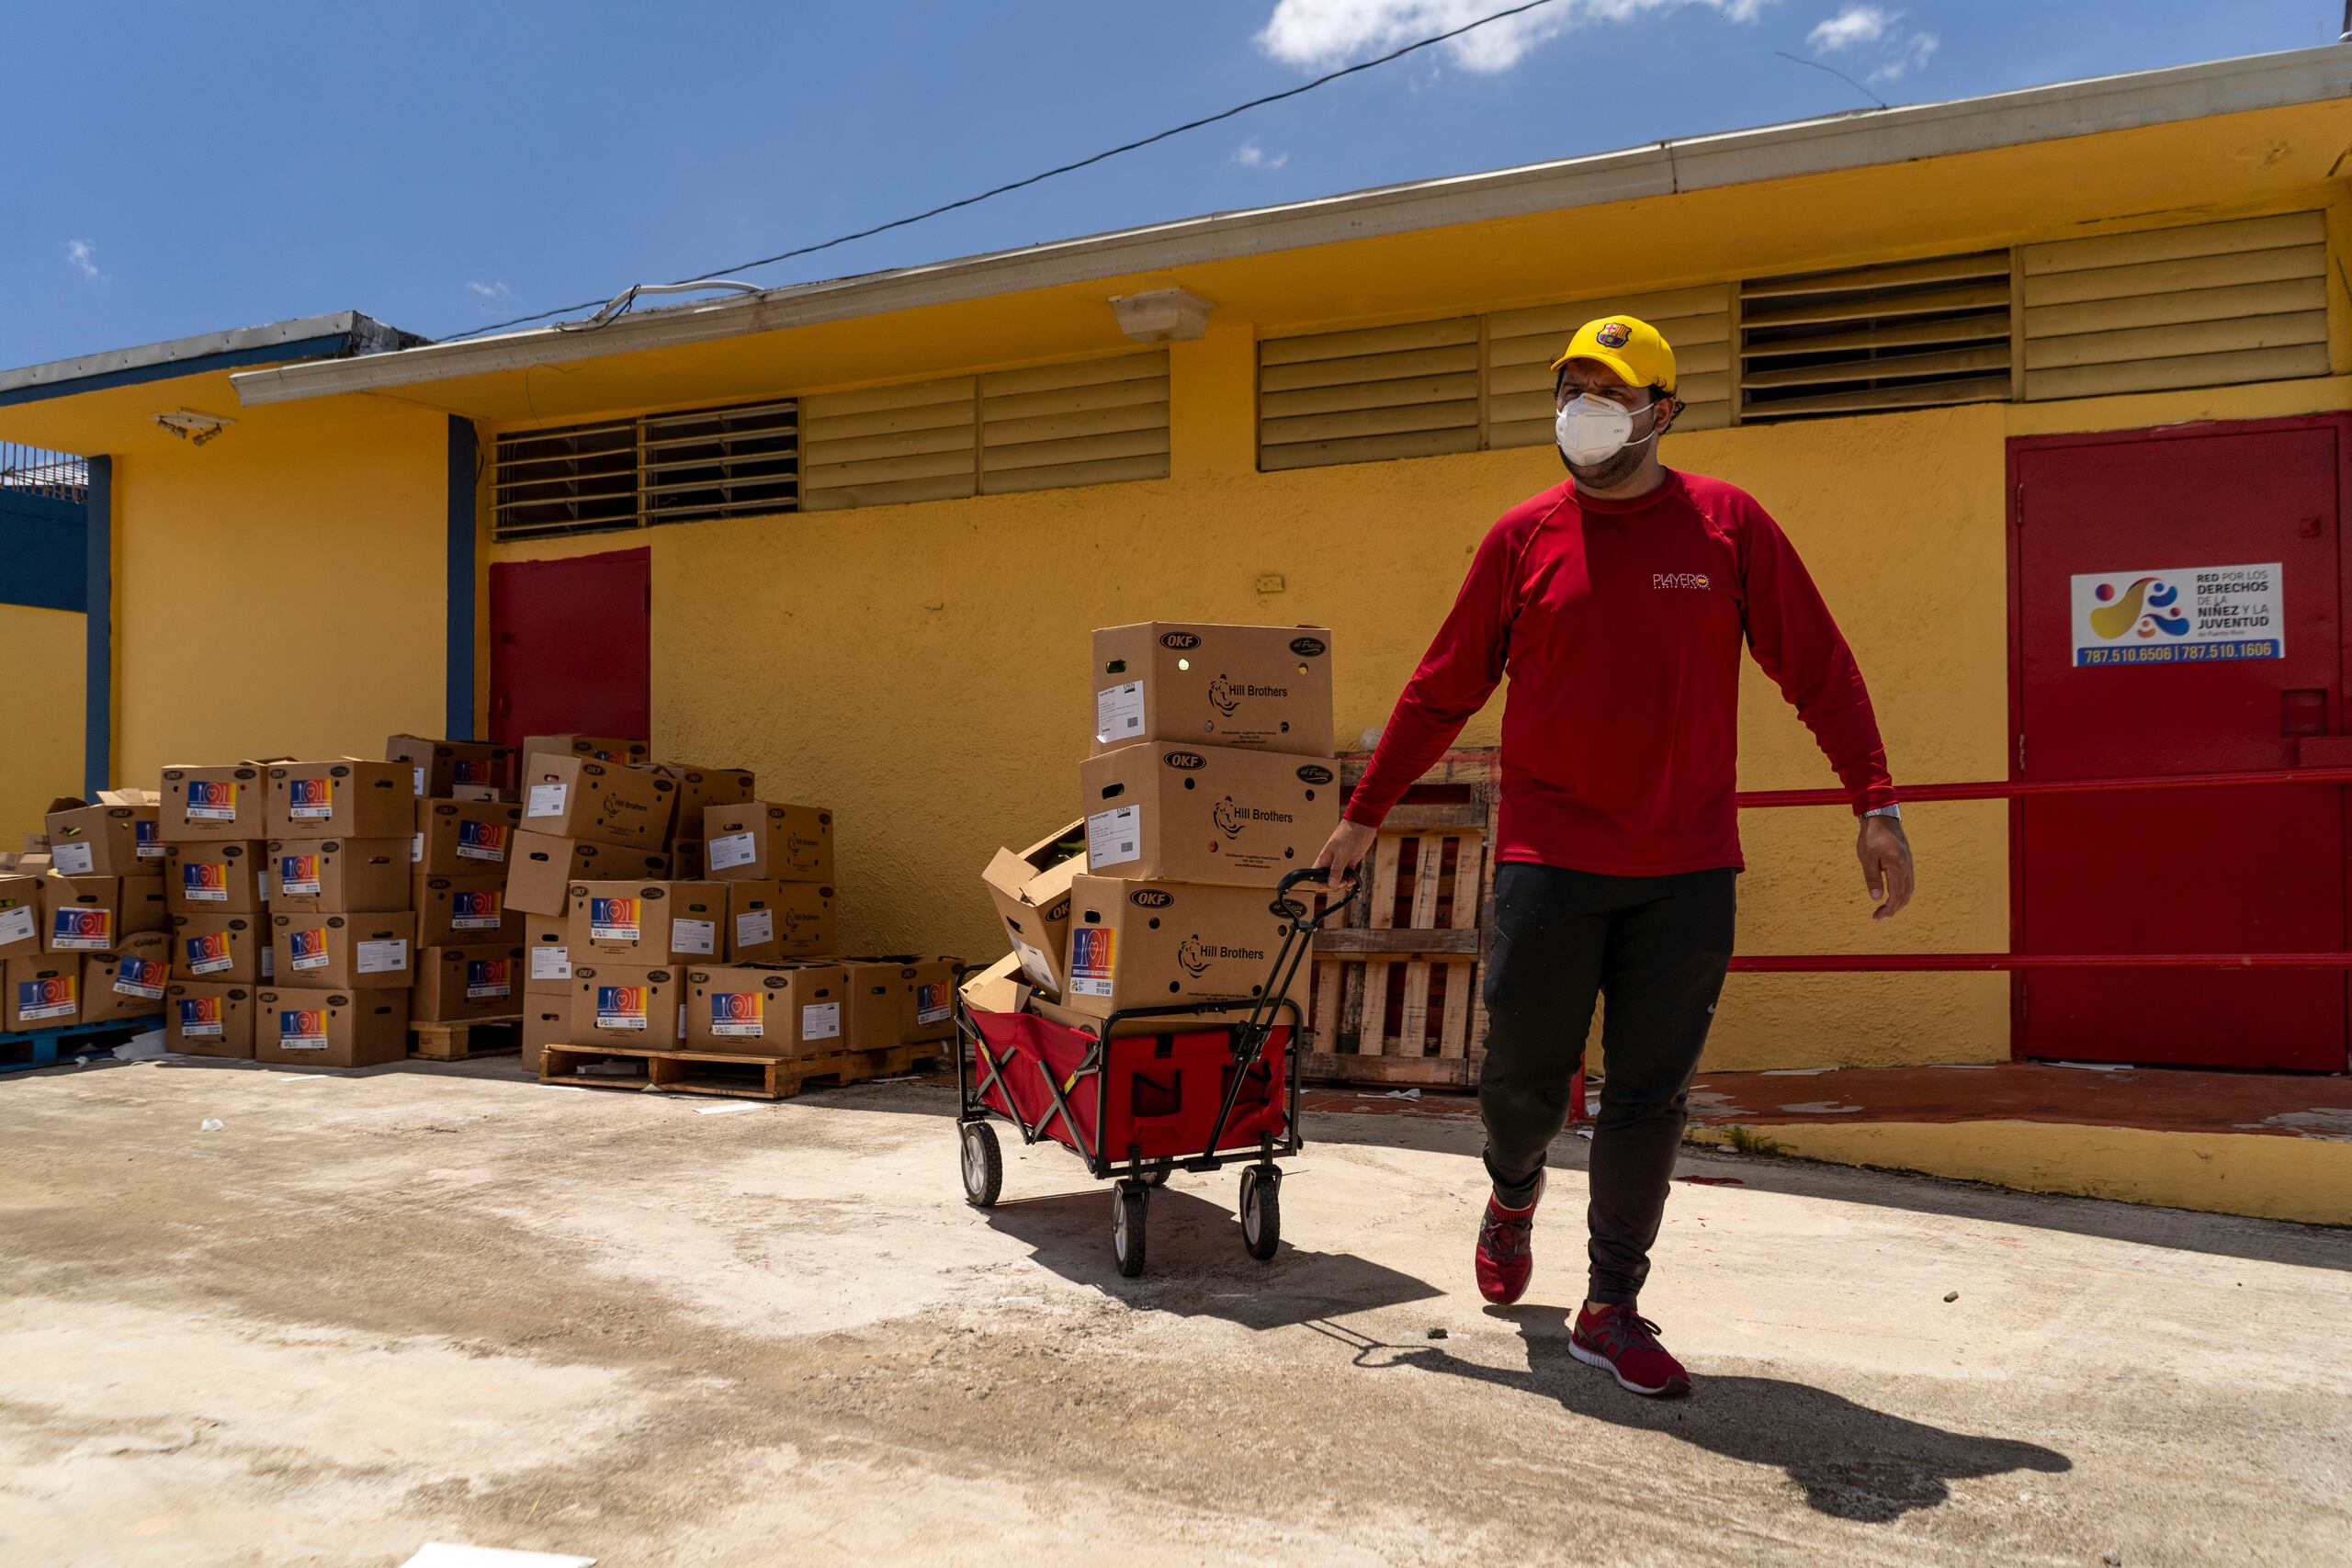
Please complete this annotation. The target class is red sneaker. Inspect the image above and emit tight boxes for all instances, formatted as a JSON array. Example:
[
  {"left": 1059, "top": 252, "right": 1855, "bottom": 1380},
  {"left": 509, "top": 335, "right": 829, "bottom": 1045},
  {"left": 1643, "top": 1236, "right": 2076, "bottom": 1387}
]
[
  {"left": 1473, "top": 1175, "right": 1544, "bottom": 1305},
  {"left": 1570, "top": 1303, "right": 1691, "bottom": 1396}
]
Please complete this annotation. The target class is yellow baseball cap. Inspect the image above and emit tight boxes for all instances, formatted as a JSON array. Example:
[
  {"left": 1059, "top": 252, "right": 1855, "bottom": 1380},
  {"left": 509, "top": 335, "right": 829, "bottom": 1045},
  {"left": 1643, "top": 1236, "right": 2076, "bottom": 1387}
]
[{"left": 1550, "top": 314, "right": 1678, "bottom": 396}]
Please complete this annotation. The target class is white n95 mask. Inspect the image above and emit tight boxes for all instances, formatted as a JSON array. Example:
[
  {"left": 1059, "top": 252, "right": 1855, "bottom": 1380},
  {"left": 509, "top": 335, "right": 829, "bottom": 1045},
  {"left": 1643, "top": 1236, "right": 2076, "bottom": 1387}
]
[{"left": 1555, "top": 393, "right": 1659, "bottom": 466}]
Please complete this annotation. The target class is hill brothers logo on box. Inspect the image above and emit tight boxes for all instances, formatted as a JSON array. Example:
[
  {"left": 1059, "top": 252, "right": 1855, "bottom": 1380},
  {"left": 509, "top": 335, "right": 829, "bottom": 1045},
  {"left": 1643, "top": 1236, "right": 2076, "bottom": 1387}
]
[
  {"left": 177, "top": 995, "right": 224, "bottom": 1037},
  {"left": 114, "top": 956, "right": 166, "bottom": 999},
  {"left": 596, "top": 985, "right": 650, "bottom": 1030},
  {"left": 186, "top": 931, "right": 235, "bottom": 975},
  {"left": 279, "top": 1009, "right": 329, "bottom": 1049},
  {"left": 288, "top": 778, "right": 334, "bottom": 819},
  {"left": 588, "top": 896, "right": 639, "bottom": 942},
  {"left": 51, "top": 908, "right": 113, "bottom": 951},
  {"left": 182, "top": 861, "right": 232, "bottom": 902},
  {"left": 710, "top": 991, "right": 764, "bottom": 1036},
  {"left": 278, "top": 852, "right": 322, "bottom": 896},
  {"left": 453, "top": 889, "right": 503, "bottom": 930},
  {"left": 135, "top": 819, "right": 162, "bottom": 859},
  {"left": 456, "top": 820, "right": 510, "bottom": 862},
  {"left": 17, "top": 975, "right": 76, "bottom": 1021},
  {"left": 2071, "top": 562, "right": 2284, "bottom": 668},
  {"left": 1179, "top": 934, "right": 1266, "bottom": 976},
  {"left": 288, "top": 927, "right": 332, "bottom": 971},
  {"left": 465, "top": 958, "right": 512, "bottom": 1000},
  {"left": 186, "top": 780, "right": 238, "bottom": 821},
  {"left": 1206, "top": 672, "right": 1289, "bottom": 716},
  {"left": 1069, "top": 928, "right": 1117, "bottom": 998}
]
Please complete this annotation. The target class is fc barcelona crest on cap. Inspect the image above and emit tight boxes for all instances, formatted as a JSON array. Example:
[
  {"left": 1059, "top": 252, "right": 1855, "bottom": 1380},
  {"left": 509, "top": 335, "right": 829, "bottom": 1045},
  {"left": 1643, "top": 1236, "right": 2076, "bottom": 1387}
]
[{"left": 1595, "top": 321, "right": 1633, "bottom": 348}]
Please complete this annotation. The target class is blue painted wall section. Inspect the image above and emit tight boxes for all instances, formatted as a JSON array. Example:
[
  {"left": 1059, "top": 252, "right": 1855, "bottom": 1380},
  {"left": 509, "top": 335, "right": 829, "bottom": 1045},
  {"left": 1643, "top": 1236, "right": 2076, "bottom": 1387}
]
[
  {"left": 446, "top": 416, "right": 478, "bottom": 740},
  {"left": 0, "top": 491, "right": 87, "bottom": 613},
  {"left": 83, "top": 457, "right": 111, "bottom": 795}
]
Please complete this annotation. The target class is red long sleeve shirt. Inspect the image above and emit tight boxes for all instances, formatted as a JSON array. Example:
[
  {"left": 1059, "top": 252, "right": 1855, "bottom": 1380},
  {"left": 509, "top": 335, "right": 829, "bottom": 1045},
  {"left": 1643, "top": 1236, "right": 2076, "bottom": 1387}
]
[{"left": 1346, "top": 469, "right": 1896, "bottom": 875}]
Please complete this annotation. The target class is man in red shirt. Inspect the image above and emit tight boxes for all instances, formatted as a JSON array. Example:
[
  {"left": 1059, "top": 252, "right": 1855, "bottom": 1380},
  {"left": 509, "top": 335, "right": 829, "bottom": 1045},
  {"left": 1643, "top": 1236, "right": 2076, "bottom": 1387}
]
[{"left": 1313, "top": 314, "right": 1914, "bottom": 1398}]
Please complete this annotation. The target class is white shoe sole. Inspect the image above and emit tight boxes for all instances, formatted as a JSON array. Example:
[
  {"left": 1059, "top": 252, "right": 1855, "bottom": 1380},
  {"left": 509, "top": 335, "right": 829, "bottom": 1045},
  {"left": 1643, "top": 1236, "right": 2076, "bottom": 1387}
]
[{"left": 1567, "top": 1337, "right": 1689, "bottom": 1396}]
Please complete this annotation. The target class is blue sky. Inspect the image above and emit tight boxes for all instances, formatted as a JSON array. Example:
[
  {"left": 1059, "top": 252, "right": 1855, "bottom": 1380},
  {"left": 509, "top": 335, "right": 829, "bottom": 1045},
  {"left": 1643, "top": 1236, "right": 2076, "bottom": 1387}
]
[{"left": 1, "top": 0, "right": 2338, "bottom": 369}]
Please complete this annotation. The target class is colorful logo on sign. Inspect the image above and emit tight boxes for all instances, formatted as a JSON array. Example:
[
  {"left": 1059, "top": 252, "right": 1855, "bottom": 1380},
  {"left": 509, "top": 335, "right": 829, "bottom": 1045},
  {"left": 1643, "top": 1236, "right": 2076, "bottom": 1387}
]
[
  {"left": 288, "top": 778, "right": 334, "bottom": 815},
  {"left": 1070, "top": 928, "right": 1116, "bottom": 981},
  {"left": 179, "top": 995, "right": 223, "bottom": 1032},
  {"left": 288, "top": 928, "right": 330, "bottom": 967},
  {"left": 183, "top": 861, "right": 231, "bottom": 897},
  {"left": 280, "top": 1009, "right": 328, "bottom": 1044},
  {"left": 116, "top": 956, "right": 166, "bottom": 997},
  {"left": 589, "top": 897, "right": 639, "bottom": 940},
  {"left": 453, "top": 890, "right": 502, "bottom": 926},
  {"left": 713, "top": 991, "right": 763, "bottom": 1022},
  {"left": 186, "top": 931, "right": 233, "bottom": 971},
  {"left": 456, "top": 820, "right": 509, "bottom": 859},
  {"left": 17, "top": 975, "right": 76, "bottom": 1020},
  {"left": 2089, "top": 577, "right": 2190, "bottom": 641},
  {"left": 596, "top": 985, "right": 648, "bottom": 1027},
  {"left": 52, "top": 908, "right": 112, "bottom": 946},
  {"left": 187, "top": 780, "right": 237, "bottom": 818},
  {"left": 279, "top": 852, "right": 322, "bottom": 893},
  {"left": 453, "top": 758, "right": 497, "bottom": 785},
  {"left": 466, "top": 958, "right": 512, "bottom": 998},
  {"left": 135, "top": 819, "right": 161, "bottom": 854}
]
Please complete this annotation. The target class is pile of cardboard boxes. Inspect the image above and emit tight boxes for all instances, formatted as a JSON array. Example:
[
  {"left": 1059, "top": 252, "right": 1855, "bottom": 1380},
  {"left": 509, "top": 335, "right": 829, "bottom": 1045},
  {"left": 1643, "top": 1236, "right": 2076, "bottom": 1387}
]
[
  {"left": 1, "top": 791, "right": 171, "bottom": 1037},
  {"left": 970, "top": 622, "right": 1338, "bottom": 1030}
]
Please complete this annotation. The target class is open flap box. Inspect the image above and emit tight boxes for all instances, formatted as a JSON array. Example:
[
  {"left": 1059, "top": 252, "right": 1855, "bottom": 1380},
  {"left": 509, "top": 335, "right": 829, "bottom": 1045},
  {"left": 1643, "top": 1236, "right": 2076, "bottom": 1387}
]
[
  {"left": 44, "top": 790, "right": 164, "bottom": 877},
  {"left": 981, "top": 819, "right": 1088, "bottom": 997}
]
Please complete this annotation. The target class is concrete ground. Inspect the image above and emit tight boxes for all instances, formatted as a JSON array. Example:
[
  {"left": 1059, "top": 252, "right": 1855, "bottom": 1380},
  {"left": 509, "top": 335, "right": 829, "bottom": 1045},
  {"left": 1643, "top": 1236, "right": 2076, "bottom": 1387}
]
[{"left": 1, "top": 1056, "right": 2346, "bottom": 1568}]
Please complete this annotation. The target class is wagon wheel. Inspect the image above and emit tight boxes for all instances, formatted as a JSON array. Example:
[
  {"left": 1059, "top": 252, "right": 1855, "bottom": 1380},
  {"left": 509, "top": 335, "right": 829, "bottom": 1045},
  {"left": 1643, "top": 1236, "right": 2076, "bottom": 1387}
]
[
  {"left": 1145, "top": 1158, "right": 1173, "bottom": 1188},
  {"left": 1239, "top": 1163, "right": 1282, "bottom": 1260},
  {"left": 959, "top": 1121, "right": 1002, "bottom": 1208},
  {"left": 1112, "top": 1180, "right": 1149, "bottom": 1277}
]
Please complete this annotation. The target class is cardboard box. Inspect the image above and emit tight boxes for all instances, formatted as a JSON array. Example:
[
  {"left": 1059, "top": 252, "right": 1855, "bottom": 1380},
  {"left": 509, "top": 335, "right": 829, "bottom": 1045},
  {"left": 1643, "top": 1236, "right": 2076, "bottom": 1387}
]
[
  {"left": 525, "top": 916, "right": 571, "bottom": 996},
  {"left": 387, "top": 734, "right": 515, "bottom": 798},
  {"left": 723, "top": 880, "right": 838, "bottom": 961},
  {"left": 570, "top": 963, "right": 684, "bottom": 1049},
  {"left": 413, "top": 798, "right": 523, "bottom": 876},
  {"left": 565, "top": 880, "right": 728, "bottom": 964},
  {"left": 82, "top": 931, "right": 172, "bottom": 1023},
  {"left": 266, "top": 760, "right": 413, "bottom": 840},
  {"left": 413, "top": 874, "right": 522, "bottom": 946},
  {"left": 1091, "top": 622, "right": 1335, "bottom": 757},
  {"left": 412, "top": 943, "right": 524, "bottom": 1022},
  {"left": 981, "top": 820, "right": 1088, "bottom": 996},
  {"left": 43, "top": 874, "right": 166, "bottom": 954},
  {"left": 504, "top": 832, "right": 671, "bottom": 917},
  {"left": 1080, "top": 742, "right": 1340, "bottom": 888},
  {"left": 254, "top": 987, "right": 411, "bottom": 1068},
  {"left": 164, "top": 840, "right": 268, "bottom": 915},
  {"left": 160, "top": 763, "right": 273, "bottom": 841},
  {"left": 166, "top": 980, "right": 255, "bottom": 1057},
  {"left": 175, "top": 911, "right": 273, "bottom": 983},
  {"left": 0, "top": 874, "right": 40, "bottom": 961},
  {"left": 521, "top": 734, "right": 649, "bottom": 774},
  {"left": 6, "top": 955, "right": 82, "bottom": 1030},
  {"left": 1057, "top": 874, "right": 1306, "bottom": 1021},
  {"left": 838, "top": 955, "right": 961, "bottom": 1050},
  {"left": 958, "top": 953, "right": 1030, "bottom": 1016},
  {"left": 670, "top": 840, "right": 706, "bottom": 879},
  {"left": 270, "top": 838, "right": 411, "bottom": 913},
  {"left": 519, "top": 756, "right": 675, "bottom": 850},
  {"left": 648, "top": 764, "right": 756, "bottom": 847},
  {"left": 45, "top": 791, "right": 163, "bottom": 877},
  {"left": 521, "top": 995, "right": 570, "bottom": 1074},
  {"left": 271, "top": 910, "right": 416, "bottom": 991},
  {"left": 703, "top": 802, "right": 833, "bottom": 884},
  {"left": 681, "top": 962, "right": 846, "bottom": 1057}
]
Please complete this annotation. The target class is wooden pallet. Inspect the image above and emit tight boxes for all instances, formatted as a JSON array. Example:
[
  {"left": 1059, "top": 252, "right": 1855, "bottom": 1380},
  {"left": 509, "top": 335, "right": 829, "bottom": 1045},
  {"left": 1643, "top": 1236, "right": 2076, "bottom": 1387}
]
[
  {"left": 538, "top": 1041, "right": 934, "bottom": 1100},
  {"left": 0, "top": 1016, "right": 164, "bottom": 1074},
  {"left": 411, "top": 1016, "right": 523, "bottom": 1061},
  {"left": 1303, "top": 750, "right": 1498, "bottom": 1089}
]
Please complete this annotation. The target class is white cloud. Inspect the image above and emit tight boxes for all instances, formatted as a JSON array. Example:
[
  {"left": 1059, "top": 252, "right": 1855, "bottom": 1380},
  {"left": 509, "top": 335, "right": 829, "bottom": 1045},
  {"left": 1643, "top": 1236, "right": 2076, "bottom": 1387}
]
[
  {"left": 467, "top": 280, "right": 516, "bottom": 307},
  {"left": 65, "top": 239, "right": 104, "bottom": 282},
  {"left": 1806, "top": 2, "right": 1892, "bottom": 52},
  {"left": 1232, "top": 137, "right": 1291, "bottom": 171},
  {"left": 1258, "top": 0, "right": 1778, "bottom": 76},
  {"left": 1869, "top": 29, "right": 1938, "bottom": 81}
]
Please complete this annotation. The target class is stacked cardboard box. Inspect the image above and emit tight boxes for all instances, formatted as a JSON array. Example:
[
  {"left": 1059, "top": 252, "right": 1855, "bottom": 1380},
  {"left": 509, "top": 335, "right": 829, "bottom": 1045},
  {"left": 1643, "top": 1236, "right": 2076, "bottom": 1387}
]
[
  {"left": 971, "top": 623, "right": 1336, "bottom": 1028},
  {"left": 398, "top": 735, "right": 526, "bottom": 1037},
  {"left": 4, "top": 791, "right": 169, "bottom": 1037}
]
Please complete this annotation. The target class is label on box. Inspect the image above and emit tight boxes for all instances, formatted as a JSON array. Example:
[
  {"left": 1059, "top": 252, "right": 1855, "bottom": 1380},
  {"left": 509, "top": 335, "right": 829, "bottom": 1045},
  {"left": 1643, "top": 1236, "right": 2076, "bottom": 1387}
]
[
  {"left": 452, "top": 890, "right": 503, "bottom": 931},
  {"left": 183, "top": 862, "right": 232, "bottom": 902},
  {"left": 467, "top": 958, "right": 513, "bottom": 1000},
  {"left": 707, "top": 831, "right": 757, "bottom": 871},
  {"left": 186, "top": 931, "right": 234, "bottom": 975},
  {"left": 1096, "top": 680, "right": 1145, "bottom": 745},
  {"left": 596, "top": 985, "right": 649, "bottom": 1030},
  {"left": 279, "top": 853, "right": 322, "bottom": 896},
  {"left": 186, "top": 780, "right": 238, "bottom": 821},
  {"left": 178, "top": 996, "right": 223, "bottom": 1037},
  {"left": 530, "top": 945, "right": 571, "bottom": 980},
  {"left": 279, "top": 1009, "right": 329, "bottom": 1050},
  {"left": 588, "top": 897, "right": 639, "bottom": 942},
  {"left": 801, "top": 1000, "right": 841, "bottom": 1042},
  {"left": 51, "top": 840, "right": 96, "bottom": 875},
  {"left": 51, "top": 908, "right": 114, "bottom": 951},
  {"left": 673, "top": 917, "right": 716, "bottom": 955},
  {"left": 915, "top": 982, "right": 952, "bottom": 1025},
  {"left": 0, "top": 905, "right": 34, "bottom": 947},
  {"left": 457, "top": 821, "right": 509, "bottom": 862},
  {"left": 411, "top": 833, "right": 424, "bottom": 864},
  {"left": 17, "top": 976, "right": 76, "bottom": 1021},
  {"left": 136, "top": 820, "right": 163, "bottom": 859},
  {"left": 526, "top": 783, "right": 567, "bottom": 818},
  {"left": 1013, "top": 938, "right": 1057, "bottom": 991},
  {"left": 1069, "top": 928, "right": 1116, "bottom": 998},
  {"left": 454, "top": 759, "right": 497, "bottom": 788},
  {"left": 288, "top": 929, "right": 331, "bottom": 971},
  {"left": 1086, "top": 806, "right": 1142, "bottom": 869},
  {"left": 734, "top": 908, "right": 774, "bottom": 949},
  {"left": 710, "top": 991, "right": 764, "bottom": 1036},
  {"left": 288, "top": 778, "right": 334, "bottom": 819},
  {"left": 356, "top": 939, "right": 408, "bottom": 976},
  {"left": 261, "top": 946, "right": 274, "bottom": 981},
  {"left": 114, "top": 957, "right": 167, "bottom": 999},
  {"left": 412, "top": 764, "right": 426, "bottom": 795},
  {"left": 256, "top": 868, "right": 270, "bottom": 901}
]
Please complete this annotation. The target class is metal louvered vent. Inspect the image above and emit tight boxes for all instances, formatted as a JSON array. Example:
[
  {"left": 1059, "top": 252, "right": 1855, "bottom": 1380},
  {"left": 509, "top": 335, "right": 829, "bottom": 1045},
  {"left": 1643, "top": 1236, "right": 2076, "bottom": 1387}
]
[
  {"left": 1738, "top": 253, "right": 2012, "bottom": 422},
  {"left": 492, "top": 400, "right": 798, "bottom": 541}
]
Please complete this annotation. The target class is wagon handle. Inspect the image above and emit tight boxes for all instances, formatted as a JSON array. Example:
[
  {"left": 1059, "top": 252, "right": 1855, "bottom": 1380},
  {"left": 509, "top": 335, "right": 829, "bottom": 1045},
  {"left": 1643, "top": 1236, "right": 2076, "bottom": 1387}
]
[{"left": 1272, "top": 865, "right": 1359, "bottom": 930}]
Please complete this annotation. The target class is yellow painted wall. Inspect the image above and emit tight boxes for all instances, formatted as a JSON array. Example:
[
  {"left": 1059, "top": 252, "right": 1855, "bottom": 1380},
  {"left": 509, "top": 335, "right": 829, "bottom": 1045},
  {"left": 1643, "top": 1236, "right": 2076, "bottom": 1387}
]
[{"left": 0, "top": 604, "right": 85, "bottom": 837}]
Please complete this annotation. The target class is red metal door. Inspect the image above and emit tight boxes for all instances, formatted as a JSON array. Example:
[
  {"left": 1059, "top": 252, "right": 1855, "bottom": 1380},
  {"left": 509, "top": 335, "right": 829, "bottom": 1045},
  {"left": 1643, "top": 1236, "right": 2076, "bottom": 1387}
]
[
  {"left": 2009, "top": 418, "right": 2346, "bottom": 1070},
  {"left": 488, "top": 547, "right": 651, "bottom": 762}
]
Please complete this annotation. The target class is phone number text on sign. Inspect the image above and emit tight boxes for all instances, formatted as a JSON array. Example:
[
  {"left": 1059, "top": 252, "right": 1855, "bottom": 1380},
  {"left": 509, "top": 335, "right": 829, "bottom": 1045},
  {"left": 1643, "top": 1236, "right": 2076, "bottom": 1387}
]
[{"left": 2070, "top": 562, "right": 2282, "bottom": 669}]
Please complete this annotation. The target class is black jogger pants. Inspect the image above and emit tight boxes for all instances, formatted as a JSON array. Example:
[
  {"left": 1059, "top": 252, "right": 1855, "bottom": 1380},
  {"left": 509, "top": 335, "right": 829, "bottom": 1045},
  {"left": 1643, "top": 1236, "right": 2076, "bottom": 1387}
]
[{"left": 1476, "top": 862, "right": 1736, "bottom": 1306}]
